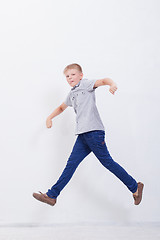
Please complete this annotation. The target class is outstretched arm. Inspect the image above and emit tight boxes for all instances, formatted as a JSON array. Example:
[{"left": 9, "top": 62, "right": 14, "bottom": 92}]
[
  {"left": 94, "top": 78, "right": 117, "bottom": 95},
  {"left": 46, "top": 102, "right": 68, "bottom": 128}
]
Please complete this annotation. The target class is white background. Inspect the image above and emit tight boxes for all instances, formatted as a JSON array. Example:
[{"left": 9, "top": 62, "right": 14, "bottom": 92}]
[{"left": 0, "top": 0, "right": 160, "bottom": 225}]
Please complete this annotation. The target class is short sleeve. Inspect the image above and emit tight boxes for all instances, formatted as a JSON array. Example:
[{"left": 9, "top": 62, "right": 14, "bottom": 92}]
[
  {"left": 64, "top": 92, "right": 72, "bottom": 107},
  {"left": 82, "top": 79, "right": 97, "bottom": 92}
]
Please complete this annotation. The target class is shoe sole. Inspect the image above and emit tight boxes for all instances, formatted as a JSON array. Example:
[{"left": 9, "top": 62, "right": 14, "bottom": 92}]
[{"left": 134, "top": 182, "right": 144, "bottom": 205}]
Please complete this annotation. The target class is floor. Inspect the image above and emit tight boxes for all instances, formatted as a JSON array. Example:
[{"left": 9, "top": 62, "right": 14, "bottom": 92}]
[{"left": 0, "top": 223, "right": 160, "bottom": 240}]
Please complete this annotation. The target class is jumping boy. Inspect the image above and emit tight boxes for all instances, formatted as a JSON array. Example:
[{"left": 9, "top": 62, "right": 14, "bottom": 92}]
[{"left": 33, "top": 63, "right": 144, "bottom": 206}]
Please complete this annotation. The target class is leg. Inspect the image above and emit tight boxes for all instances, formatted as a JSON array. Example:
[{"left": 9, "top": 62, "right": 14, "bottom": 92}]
[
  {"left": 47, "top": 135, "right": 91, "bottom": 198},
  {"left": 84, "top": 131, "right": 138, "bottom": 193}
]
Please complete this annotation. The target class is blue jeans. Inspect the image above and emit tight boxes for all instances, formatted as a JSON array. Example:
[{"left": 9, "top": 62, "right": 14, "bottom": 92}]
[{"left": 47, "top": 130, "right": 138, "bottom": 199}]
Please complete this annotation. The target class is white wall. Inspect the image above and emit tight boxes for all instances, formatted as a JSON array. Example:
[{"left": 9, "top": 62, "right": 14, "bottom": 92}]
[{"left": 0, "top": 0, "right": 160, "bottom": 225}]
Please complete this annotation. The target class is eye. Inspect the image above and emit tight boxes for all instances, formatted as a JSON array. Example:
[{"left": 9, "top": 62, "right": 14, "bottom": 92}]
[{"left": 72, "top": 74, "right": 75, "bottom": 76}]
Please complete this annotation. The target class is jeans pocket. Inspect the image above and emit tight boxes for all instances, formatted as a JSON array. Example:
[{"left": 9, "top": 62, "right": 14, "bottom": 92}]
[
  {"left": 96, "top": 130, "right": 105, "bottom": 139},
  {"left": 85, "top": 131, "right": 94, "bottom": 139},
  {"left": 94, "top": 131, "right": 105, "bottom": 149}
]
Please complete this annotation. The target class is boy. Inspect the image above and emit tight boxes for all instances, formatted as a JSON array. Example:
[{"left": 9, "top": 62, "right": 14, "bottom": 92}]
[{"left": 33, "top": 63, "right": 144, "bottom": 206}]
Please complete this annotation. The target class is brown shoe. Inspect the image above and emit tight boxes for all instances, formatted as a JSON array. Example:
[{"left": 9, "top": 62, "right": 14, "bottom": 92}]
[
  {"left": 133, "top": 182, "right": 144, "bottom": 205},
  {"left": 33, "top": 192, "right": 56, "bottom": 206}
]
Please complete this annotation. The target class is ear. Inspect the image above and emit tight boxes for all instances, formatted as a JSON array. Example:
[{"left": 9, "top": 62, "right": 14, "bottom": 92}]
[{"left": 80, "top": 72, "right": 83, "bottom": 79}]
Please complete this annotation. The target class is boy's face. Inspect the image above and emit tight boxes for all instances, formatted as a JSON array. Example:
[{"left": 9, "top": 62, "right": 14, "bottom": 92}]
[{"left": 65, "top": 68, "right": 83, "bottom": 87}]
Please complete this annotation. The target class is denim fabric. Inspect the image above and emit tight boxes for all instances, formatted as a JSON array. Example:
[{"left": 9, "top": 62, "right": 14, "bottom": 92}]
[{"left": 47, "top": 130, "right": 138, "bottom": 199}]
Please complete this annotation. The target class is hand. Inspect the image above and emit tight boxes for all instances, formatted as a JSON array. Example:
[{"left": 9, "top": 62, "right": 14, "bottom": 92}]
[
  {"left": 109, "top": 84, "right": 118, "bottom": 95},
  {"left": 46, "top": 117, "right": 52, "bottom": 128}
]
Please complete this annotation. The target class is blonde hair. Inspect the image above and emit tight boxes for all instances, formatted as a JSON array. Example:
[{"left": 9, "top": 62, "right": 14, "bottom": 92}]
[{"left": 63, "top": 63, "right": 83, "bottom": 74}]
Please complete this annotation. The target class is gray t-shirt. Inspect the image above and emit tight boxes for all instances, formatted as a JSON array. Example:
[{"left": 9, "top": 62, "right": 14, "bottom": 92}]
[{"left": 64, "top": 78, "right": 105, "bottom": 135}]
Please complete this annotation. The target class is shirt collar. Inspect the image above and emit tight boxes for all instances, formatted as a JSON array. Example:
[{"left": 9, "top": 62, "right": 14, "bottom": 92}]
[{"left": 71, "top": 81, "right": 81, "bottom": 90}]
